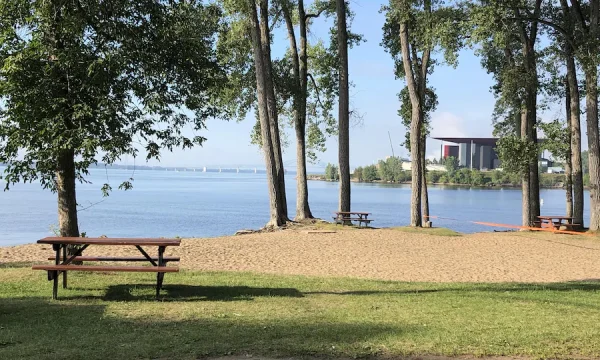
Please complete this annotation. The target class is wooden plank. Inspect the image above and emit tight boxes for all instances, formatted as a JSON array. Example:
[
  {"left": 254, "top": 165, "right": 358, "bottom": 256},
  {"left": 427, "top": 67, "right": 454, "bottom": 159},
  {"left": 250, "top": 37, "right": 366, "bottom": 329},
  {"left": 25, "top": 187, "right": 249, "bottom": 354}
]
[
  {"left": 37, "top": 237, "right": 181, "bottom": 246},
  {"left": 304, "top": 230, "right": 337, "bottom": 234},
  {"left": 32, "top": 265, "right": 179, "bottom": 273},
  {"left": 47, "top": 256, "right": 180, "bottom": 262}
]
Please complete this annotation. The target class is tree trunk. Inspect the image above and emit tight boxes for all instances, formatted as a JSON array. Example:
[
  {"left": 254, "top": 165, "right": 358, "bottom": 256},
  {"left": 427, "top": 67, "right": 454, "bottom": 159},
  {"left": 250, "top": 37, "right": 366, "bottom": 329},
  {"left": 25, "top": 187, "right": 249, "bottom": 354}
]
[
  {"left": 586, "top": 68, "right": 600, "bottom": 230},
  {"left": 336, "top": 0, "right": 351, "bottom": 213},
  {"left": 585, "top": 0, "right": 600, "bottom": 230},
  {"left": 399, "top": 21, "right": 422, "bottom": 227},
  {"left": 56, "top": 150, "right": 80, "bottom": 237},
  {"left": 247, "top": 0, "right": 286, "bottom": 227},
  {"left": 283, "top": 2, "right": 313, "bottom": 220},
  {"left": 562, "top": 0, "right": 584, "bottom": 227},
  {"left": 259, "top": 0, "right": 289, "bottom": 221},
  {"left": 421, "top": 138, "right": 430, "bottom": 227},
  {"left": 565, "top": 78, "right": 574, "bottom": 218}
]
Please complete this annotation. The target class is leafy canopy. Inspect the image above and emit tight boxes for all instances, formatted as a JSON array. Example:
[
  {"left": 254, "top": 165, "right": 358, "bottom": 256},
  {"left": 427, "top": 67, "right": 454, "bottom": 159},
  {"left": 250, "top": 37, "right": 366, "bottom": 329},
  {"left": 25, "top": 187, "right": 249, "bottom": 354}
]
[{"left": 0, "top": 0, "right": 226, "bottom": 194}]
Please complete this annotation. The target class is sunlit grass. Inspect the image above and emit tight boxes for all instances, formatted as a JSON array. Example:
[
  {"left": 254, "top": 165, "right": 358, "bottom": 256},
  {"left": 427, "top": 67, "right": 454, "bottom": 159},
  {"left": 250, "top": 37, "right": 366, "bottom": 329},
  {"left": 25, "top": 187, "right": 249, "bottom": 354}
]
[
  {"left": 389, "top": 226, "right": 462, "bottom": 237},
  {"left": 1, "top": 267, "right": 600, "bottom": 359}
]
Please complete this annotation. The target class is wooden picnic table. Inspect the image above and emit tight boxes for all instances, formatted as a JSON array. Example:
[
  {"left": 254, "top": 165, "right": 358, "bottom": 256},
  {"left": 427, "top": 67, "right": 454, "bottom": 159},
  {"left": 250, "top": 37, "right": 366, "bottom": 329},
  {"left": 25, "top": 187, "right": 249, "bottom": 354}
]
[
  {"left": 333, "top": 211, "right": 373, "bottom": 227},
  {"left": 32, "top": 237, "right": 180, "bottom": 300},
  {"left": 537, "top": 216, "right": 579, "bottom": 230}
]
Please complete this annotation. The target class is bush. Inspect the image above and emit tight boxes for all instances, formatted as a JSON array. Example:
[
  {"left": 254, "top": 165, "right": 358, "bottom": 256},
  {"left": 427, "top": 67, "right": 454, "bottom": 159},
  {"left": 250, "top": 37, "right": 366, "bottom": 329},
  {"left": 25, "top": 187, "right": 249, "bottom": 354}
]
[
  {"left": 363, "top": 165, "right": 379, "bottom": 182},
  {"left": 324, "top": 163, "right": 340, "bottom": 181},
  {"left": 353, "top": 166, "right": 363, "bottom": 182}
]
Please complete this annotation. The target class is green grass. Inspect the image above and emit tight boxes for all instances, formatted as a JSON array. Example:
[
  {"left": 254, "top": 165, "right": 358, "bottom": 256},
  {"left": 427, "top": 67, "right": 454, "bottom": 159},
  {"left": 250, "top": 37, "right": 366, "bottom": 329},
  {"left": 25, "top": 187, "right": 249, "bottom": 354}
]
[
  {"left": 1, "top": 268, "right": 600, "bottom": 359},
  {"left": 390, "top": 226, "right": 462, "bottom": 236}
]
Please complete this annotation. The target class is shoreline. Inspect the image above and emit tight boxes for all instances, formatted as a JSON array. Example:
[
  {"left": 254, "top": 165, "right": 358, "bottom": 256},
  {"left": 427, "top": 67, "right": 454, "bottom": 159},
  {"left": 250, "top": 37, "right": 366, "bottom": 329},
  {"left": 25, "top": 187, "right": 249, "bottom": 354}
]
[{"left": 307, "top": 175, "right": 569, "bottom": 189}]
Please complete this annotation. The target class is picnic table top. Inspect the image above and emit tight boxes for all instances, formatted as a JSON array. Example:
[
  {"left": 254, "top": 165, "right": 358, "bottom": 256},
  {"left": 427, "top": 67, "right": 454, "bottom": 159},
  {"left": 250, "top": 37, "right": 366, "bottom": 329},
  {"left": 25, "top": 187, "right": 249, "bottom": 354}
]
[
  {"left": 537, "top": 216, "right": 574, "bottom": 220},
  {"left": 334, "top": 211, "right": 371, "bottom": 215},
  {"left": 37, "top": 237, "right": 181, "bottom": 246}
]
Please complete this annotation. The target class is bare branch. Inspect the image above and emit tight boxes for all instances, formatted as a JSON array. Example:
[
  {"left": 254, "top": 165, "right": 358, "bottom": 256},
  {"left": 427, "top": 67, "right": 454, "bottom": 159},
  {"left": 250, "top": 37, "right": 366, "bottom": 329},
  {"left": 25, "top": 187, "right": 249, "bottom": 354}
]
[{"left": 307, "top": 73, "right": 325, "bottom": 109}]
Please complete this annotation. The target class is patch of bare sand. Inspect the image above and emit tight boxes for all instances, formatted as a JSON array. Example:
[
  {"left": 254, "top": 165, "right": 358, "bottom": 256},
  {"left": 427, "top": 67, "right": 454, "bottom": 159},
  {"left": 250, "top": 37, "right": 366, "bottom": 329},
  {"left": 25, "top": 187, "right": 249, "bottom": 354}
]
[{"left": 2, "top": 229, "right": 600, "bottom": 283}]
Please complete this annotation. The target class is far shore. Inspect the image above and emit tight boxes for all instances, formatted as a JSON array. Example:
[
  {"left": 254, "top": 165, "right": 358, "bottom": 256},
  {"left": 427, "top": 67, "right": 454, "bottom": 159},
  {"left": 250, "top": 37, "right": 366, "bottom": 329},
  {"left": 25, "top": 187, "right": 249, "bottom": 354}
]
[{"left": 307, "top": 174, "right": 567, "bottom": 189}]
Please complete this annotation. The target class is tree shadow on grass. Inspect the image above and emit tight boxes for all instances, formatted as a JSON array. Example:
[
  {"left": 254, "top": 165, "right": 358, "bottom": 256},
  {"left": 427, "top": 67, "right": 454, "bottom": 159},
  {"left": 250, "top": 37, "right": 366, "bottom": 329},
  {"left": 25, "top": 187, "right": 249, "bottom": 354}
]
[
  {"left": 0, "top": 297, "right": 415, "bottom": 360},
  {"left": 59, "top": 284, "right": 305, "bottom": 302},
  {"left": 306, "top": 280, "right": 600, "bottom": 296}
]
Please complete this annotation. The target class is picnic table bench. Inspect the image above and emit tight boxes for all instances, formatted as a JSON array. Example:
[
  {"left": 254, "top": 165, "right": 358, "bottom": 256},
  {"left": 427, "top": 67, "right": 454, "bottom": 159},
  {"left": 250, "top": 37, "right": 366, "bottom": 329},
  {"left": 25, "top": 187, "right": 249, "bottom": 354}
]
[
  {"left": 32, "top": 237, "right": 180, "bottom": 300},
  {"left": 537, "top": 216, "right": 580, "bottom": 231},
  {"left": 333, "top": 212, "right": 374, "bottom": 227}
]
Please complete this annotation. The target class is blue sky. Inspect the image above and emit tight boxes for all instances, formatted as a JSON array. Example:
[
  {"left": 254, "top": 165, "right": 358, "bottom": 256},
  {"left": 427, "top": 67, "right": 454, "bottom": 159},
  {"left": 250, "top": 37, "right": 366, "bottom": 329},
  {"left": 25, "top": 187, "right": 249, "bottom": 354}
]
[{"left": 133, "top": 0, "right": 570, "bottom": 170}]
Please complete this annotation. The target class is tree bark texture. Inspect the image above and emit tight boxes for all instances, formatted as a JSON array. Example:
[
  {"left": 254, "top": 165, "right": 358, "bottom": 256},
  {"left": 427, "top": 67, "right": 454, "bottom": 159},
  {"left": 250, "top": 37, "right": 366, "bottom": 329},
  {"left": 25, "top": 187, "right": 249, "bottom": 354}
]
[
  {"left": 56, "top": 150, "right": 80, "bottom": 237},
  {"left": 336, "top": 0, "right": 351, "bottom": 213},
  {"left": 282, "top": 2, "right": 312, "bottom": 220},
  {"left": 247, "top": 0, "right": 286, "bottom": 227},
  {"left": 565, "top": 78, "right": 574, "bottom": 218},
  {"left": 259, "top": 0, "right": 289, "bottom": 220},
  {"left": 399, "top": 22, "right": 422, "bottom": 227},
  {"left": 421, "top": 137, "right": 430, "bottom": 227},
  {"left": 585, "top": 68, "right": 600, "bottom": 230},
  {"left": 585, "top": 0, "right": 600, "bottom": 230}
]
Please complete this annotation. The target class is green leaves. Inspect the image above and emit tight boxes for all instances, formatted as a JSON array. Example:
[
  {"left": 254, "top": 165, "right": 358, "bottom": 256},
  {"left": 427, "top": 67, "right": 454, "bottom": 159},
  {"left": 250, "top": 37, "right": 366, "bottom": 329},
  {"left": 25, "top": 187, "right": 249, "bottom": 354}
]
[
  {"left": 496, "top": 135, "right": 539, "bottom": 175},
  {"left": 0, "top": 0, "right": 226, "bottom": 193}
]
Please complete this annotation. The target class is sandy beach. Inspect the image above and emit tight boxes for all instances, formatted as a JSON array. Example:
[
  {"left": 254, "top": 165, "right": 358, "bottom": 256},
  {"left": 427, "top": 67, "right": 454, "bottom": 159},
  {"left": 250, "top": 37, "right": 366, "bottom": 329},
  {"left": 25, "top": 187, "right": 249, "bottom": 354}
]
[{"left": 2, "top": 229, "right": 599, "bottom": 283}]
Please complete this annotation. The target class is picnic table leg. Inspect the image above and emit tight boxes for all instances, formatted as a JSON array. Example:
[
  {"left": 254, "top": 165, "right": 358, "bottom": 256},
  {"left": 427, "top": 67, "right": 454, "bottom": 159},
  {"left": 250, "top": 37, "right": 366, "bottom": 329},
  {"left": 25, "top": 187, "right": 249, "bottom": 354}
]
[
  {"left": 52, "top": 244, "right": 60, "bottom": 300},
  {"left": 62, "top": 245, "right": 68, "bottom": 289},
  {"left": 156, "top": 246, "right": 165, "bottom": 300}
]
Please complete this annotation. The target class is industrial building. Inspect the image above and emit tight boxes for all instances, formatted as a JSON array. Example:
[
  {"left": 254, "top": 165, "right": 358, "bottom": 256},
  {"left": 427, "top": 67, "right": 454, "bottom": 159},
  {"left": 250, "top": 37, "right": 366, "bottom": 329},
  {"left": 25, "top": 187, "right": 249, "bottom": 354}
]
[{"left": 434, "top": 137, "right": 501, "bottom": 170}]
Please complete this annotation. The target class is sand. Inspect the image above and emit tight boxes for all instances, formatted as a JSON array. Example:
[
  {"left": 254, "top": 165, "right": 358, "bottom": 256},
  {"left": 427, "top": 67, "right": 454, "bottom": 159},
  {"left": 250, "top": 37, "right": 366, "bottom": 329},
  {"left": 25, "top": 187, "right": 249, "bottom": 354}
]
[{"left": 2, "top": 229, "right": 600, "bottom": 283}]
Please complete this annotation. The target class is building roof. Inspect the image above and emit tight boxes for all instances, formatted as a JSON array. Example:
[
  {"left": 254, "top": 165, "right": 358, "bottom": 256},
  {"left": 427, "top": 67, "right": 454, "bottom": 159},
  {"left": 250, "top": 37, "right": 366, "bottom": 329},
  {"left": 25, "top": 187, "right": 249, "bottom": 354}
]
[{"left": 433, "top": 137, "right": 498, "bottom": 146}]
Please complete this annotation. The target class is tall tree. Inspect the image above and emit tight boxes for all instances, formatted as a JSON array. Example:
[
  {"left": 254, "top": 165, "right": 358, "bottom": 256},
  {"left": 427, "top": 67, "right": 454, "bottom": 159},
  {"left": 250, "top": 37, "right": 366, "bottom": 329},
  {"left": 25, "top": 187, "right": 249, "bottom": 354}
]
[
  {"left": 469, "top": 0, "right": 542, "bottom": 227},
  {"left": 502, "top": 0, "right": 592, "bottom": 228},
  {"left": 245, "top": 0, "right": 289, "bottom": 226},
  {"left": 383, "top": 0, "right": 462, "bottom": 227},
  {"left": 398, "top": 87, "right": 438, "bottom": 226},
  {"left": 0, "top": 0, "right": 225, "bottom": 237},
  {"left": 336, "top": 0, "right": 351, "bottom": 213}
]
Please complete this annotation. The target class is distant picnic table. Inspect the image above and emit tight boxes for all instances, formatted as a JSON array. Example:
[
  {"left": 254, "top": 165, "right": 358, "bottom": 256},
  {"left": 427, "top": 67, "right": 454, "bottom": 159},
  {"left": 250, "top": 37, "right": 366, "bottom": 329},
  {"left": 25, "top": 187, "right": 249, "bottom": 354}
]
[
  {"left": 537, "top": 216, "right": 579, "bottom": 231},
  {"left": 333, "top": 211, "right": 373, "bottom": 227},
  {"left": 32, "top": 237, "right": 180, "bottom": 300}
]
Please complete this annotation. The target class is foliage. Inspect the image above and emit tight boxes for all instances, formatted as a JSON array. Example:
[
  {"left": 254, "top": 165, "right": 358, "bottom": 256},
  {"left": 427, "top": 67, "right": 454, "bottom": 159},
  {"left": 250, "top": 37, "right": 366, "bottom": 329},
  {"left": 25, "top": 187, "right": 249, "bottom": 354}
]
[
  {"left": 0, "top": 0, "right": 225, "bottom": 194},
  {"left": 324, "top": 163, "right": 340, "bottom": 181},
  {"left": 378, "top": 156, "right": 408, "bottom": 182},
  {"left": 540, "top": 120, "right": 570, "bottom": 162},
  {"left": 444, "top": 156, "right": 459, "bottom": 174},
  {"left": 495, "top": 136, "right": 539, "bottom": 175},
  {"left": 362, "top": 165, "right": 379, "bottom": 182}
]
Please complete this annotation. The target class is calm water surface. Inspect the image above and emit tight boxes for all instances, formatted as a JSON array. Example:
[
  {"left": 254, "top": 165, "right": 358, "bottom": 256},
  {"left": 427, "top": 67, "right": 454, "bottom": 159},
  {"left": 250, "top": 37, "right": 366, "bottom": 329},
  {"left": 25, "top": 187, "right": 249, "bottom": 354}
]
[{"left": 0, "top": 168, "right": 589, "bottom": 246}]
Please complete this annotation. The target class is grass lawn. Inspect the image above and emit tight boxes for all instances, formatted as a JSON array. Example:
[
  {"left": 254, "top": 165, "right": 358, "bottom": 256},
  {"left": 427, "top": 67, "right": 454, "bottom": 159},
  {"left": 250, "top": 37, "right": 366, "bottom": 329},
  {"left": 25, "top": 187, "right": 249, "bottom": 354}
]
[{"left": 1, "top": 265, "right": 599, "bottom": 360}]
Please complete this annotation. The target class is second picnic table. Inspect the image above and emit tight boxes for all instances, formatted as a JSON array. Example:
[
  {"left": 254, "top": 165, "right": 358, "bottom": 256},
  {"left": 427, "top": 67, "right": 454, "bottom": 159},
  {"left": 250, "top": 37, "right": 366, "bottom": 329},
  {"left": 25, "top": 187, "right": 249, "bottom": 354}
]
[
  {"left": 537, "top": 215, "right": 578, "bottom": 230},
  {"left": 333, "top": 211, "right": 373, "bottom": 227},
  {"left": 32, "top": 237, "right": 180, "bottom": 300}
]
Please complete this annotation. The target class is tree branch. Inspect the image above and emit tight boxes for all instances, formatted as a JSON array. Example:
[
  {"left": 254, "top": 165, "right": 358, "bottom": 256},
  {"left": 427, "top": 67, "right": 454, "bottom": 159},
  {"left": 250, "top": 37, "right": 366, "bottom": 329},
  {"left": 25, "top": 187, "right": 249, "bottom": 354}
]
[
  {"left": 508, "top": 16, "right": 576, "bottom": 49},
  {"left": 307, "top": 73, "right": 325, "bottom": 109},
  {"left": 305, "top": 9, "right": 326, "bottom": 21},
  {"left": 270, "top": 8, "right": 283, "bottom": 32},
  {"left": 570, "top": 0, "right": 588, "bottom": 31}
]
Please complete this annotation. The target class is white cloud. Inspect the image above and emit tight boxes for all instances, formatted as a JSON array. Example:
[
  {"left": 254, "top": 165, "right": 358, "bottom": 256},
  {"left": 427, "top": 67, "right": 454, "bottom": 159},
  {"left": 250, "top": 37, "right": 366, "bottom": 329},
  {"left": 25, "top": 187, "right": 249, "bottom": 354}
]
[{"left": 429, "top": 111, "right": 468, "bottom": 138}]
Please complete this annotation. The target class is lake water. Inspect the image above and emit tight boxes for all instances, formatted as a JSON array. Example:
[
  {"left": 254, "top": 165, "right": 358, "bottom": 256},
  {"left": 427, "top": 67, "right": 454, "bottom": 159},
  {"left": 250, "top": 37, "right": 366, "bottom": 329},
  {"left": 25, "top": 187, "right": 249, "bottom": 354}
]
[{"left": 0, "top": 168, "right": 590, "bottom": 246}]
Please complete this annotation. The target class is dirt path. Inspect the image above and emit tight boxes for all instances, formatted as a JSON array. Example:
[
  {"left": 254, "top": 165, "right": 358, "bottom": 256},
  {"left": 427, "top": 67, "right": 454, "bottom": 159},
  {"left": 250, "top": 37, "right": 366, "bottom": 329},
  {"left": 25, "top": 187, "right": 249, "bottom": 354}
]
[{"left": 2, "top": 229, "right": 600, "bottom": 282}]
